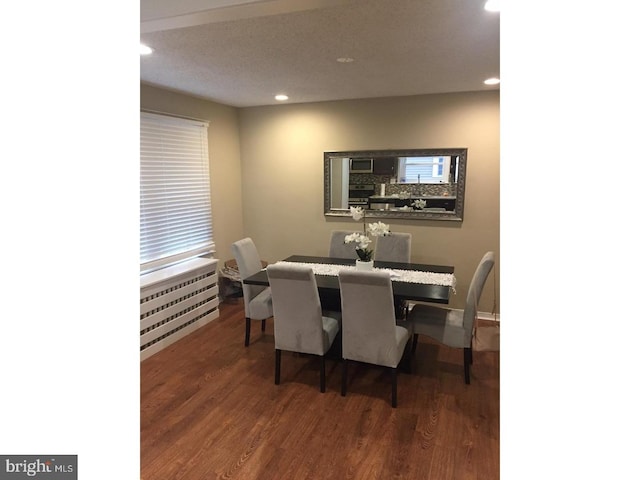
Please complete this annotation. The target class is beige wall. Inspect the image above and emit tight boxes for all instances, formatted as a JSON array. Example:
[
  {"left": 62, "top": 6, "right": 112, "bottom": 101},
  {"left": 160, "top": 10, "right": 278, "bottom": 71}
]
[
  {"left": 238, "top": 92, "right": 500, "bottom": 313},
  {"left": 140, "top": 84, "right": 500, "bottom": 314}
]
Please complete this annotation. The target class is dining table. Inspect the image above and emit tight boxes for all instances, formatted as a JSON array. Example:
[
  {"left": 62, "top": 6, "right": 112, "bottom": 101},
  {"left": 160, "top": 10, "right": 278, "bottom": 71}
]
[{"left": 242, "top": 255, "right": 455, "bottom": 309}]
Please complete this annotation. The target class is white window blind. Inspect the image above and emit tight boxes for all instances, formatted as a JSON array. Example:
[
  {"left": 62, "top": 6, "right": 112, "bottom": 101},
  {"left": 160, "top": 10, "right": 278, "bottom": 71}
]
[
  {"left": 140, "top": 112, "right": 214, "bottom": 273},
  {"left": 397, "top": 156, "right": 451, "bottom": 183}
]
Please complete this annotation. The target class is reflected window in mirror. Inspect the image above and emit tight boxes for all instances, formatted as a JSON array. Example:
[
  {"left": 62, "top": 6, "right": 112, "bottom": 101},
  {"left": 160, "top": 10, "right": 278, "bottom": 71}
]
[{"left": 398, "top": 156, "right": 454, "bottom": 184}]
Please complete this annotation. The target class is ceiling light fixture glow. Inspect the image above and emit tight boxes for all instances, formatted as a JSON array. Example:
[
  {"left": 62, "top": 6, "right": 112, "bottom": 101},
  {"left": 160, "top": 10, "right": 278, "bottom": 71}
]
[
  {"left": 484, "top": 77, "right": 500, "bottom": 85},
  {"left": 275, "top": 94, "right": 289, "bottom": 101},
  {"left": 140, "top": 43, "right": 153, "bottom": 55},
  {"left": 484, "top": 0, "right": 499, "bottom": 12}
]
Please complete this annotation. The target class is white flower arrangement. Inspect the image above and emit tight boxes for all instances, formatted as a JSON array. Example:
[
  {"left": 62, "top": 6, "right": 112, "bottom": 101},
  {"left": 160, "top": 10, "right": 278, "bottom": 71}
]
[
  {"left": 344, "top": 206, "right": 391, "bottom": 261},
  {"left": 411, "top": 198, "right": 427, "bottom": 210}
]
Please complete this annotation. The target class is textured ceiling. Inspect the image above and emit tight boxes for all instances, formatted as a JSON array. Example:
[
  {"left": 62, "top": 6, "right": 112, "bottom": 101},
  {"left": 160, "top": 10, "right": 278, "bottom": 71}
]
[{"left": 140, "top": 0, "right": 500, "bottom": 107}]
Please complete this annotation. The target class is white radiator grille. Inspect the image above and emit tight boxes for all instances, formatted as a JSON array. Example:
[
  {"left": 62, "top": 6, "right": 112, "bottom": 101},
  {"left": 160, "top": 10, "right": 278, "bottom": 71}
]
[{"left": 140, "top": 258, "right": 219, "bottom": 361}]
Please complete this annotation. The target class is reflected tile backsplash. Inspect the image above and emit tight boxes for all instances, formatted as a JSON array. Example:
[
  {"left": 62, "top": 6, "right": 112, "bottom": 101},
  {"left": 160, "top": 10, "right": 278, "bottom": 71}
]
[{"left": 350, "top": 173, "right": 456, "bottom": 197}]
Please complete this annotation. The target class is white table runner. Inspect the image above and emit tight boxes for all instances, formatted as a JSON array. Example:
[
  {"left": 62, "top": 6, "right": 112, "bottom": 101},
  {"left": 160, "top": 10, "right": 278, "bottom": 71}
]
[{"left": 273, "top": 261, "right": 456, "bottom": 291}]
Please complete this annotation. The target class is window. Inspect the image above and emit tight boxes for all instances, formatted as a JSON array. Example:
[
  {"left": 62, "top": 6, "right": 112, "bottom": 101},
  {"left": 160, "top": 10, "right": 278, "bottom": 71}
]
[
  {"left": 397, "top": 156, "right": 451, "bottom": 183},
  {"left": 140, "top": 112, "right": 214, "bottom": 273}
]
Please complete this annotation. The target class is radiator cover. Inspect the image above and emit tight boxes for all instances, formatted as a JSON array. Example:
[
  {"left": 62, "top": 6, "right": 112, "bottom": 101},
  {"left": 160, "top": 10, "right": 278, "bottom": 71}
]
[{"left": 140, "top": 257, "right": 219, "bottom": 361}]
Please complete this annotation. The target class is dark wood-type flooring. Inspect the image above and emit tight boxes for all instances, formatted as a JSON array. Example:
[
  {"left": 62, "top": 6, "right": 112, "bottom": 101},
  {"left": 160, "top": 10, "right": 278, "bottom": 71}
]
[{"left": 141, "top": 299, "right": 499, "bottom": 479}]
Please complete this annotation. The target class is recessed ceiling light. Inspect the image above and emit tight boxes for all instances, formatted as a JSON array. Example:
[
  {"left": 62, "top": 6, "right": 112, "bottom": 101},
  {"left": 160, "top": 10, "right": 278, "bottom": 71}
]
[
  {"left": 140, "top": 43, "right": 153, "bottom": 55},
  {"left": 484, "top": 77, "right": 500, "bottom": 85},
  {"left": 275, "top": 94, "right": 289, "bottom": 101},
  {"left": 484, "top": 0, "right": 499, "bottom": 12},
  {"left": 336, "top": 57, "right": 354, "bottom": 63}
]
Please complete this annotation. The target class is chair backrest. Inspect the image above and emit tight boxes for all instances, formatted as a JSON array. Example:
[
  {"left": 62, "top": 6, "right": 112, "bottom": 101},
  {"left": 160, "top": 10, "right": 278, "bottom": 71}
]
[
  {"left": 329, "top": 230, "right": 358, "bottom": 259},
  {"left": 373, "top": 233, "right": 412, "bottom": 263},
  {"left": 338, "top": 269, "right": 403, "bottom": 368},
  {"left": 462, "top": 251, "right": 495, "bottom": 331},
  {"left": 231, "top": 237, "right": 268, "bottom": 316},
  {"left": 266, "top": 263, "right": 325, "bottom": 355}
]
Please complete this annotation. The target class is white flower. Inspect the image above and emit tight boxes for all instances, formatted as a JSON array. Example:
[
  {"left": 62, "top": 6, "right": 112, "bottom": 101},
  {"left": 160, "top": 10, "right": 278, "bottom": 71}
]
[
  {"left": 412, "top": 199, "right": 427, "bottom": 209},
  {"left": 344, "top": 232, "right": 372, "bottom": 250},
  {"left": 344, "top": 232, "right": 359, "bottom": 243},
  {"left": 367, "top": 221, "right": 390, "bottom": 237},
  {"left": 350, "top": 206, "right": 364, "bottom": 221},
  {"left": 344, "top": 206, "right": 391, "bottom": 262}
]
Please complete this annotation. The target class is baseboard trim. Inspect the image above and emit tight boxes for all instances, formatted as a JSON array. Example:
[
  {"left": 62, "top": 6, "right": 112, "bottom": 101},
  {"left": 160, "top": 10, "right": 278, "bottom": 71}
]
[{"left": 477, "top": 311, "right": 500, "bottom": 322}]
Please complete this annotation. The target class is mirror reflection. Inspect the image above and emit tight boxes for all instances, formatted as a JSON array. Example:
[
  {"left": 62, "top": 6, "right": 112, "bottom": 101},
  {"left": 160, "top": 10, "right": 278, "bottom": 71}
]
[{"left": 324, "top": 148, "right": 467, "bottom": 221}]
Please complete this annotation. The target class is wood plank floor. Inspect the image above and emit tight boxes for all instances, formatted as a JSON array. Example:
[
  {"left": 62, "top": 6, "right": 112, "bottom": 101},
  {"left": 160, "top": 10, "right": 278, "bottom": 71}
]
[{"left": 141, "top": 299, "right": 499, "bottom": 480}]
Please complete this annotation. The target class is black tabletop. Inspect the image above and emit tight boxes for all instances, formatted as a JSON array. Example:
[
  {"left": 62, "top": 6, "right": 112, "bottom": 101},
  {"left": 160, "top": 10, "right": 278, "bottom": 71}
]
[{"left": 242, "top": 255, "right": 454, "bottom": 304}]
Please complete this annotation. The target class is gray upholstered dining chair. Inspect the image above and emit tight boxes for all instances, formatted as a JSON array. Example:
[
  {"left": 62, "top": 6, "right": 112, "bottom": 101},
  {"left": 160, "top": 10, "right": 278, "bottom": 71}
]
[
  {"left": 231, "top": 237, "right": 273, "bottom": 346},
  {"left": 328, "top": 230, "right": 358, "bottom": 259},
  {"left": 373, "top": 233, "right": 412, "bottom": 263},
  {"left": 338, "top": 269, "right": 410, "bottom": 408},
  {"left": 408, "top": 251, "right": 495, "bottom": 384},
  {"left": 374, "top": 232, "right": 412, "bottom": 320},
  {"left": 267, "top": 263, "right": 341, "bottom": 392}
]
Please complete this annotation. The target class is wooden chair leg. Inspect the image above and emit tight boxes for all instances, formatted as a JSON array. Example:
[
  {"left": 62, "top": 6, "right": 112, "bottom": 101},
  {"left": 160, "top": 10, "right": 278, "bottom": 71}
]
[
  {"left": 275, "top": 349, "right": 281, "bottom": 385},
  {"left": 341, "top": 359, "right": 348, "bottom": 397},
  {"left": 463, "top": 347, "right": 471, "bottom": 384},
  {"left": 411, "top": 333, "right": 419, "bottom": 354},
  {"left": 244, "top": 318, "right": 251, "bottom": 346},
  {"left": 397, "top": 340, "right": 412, "bottom": 374},
  {"left": 261, "top": 319, "right": 266, "bottom": 332},
  {"left": 320, "top": 356, "right": 326, "bottom": 393},
  {"left": 391, "top": 367, "right": 398, "bottom": 408}
]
